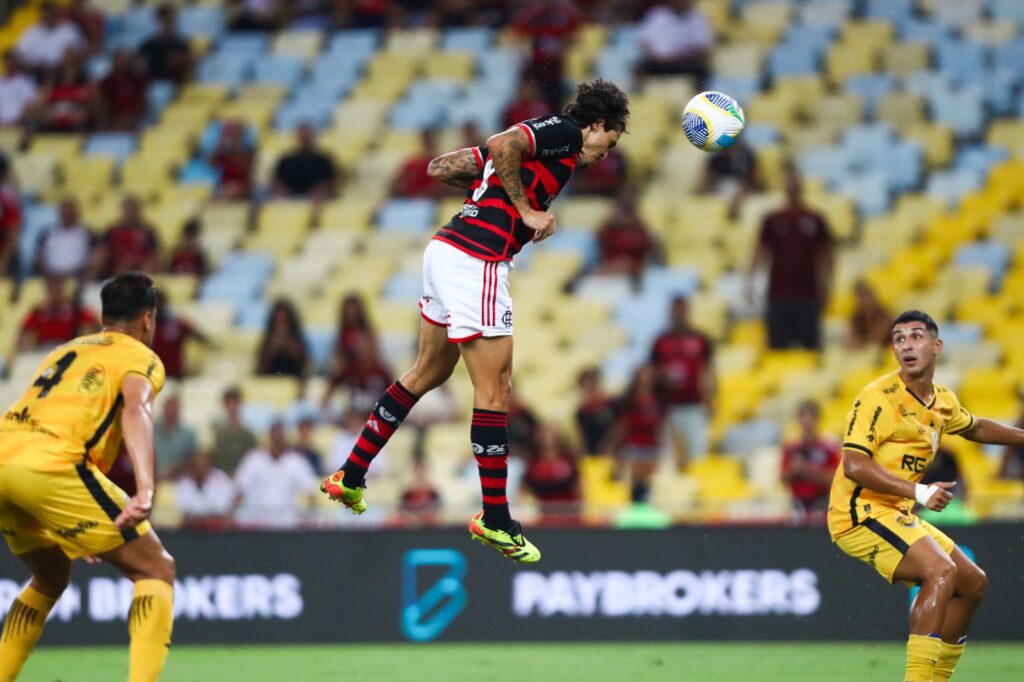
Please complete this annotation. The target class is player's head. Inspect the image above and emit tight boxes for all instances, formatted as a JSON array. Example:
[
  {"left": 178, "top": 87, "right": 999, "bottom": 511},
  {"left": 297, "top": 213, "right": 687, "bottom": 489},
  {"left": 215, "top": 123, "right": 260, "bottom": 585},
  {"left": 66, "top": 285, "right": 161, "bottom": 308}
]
[
  {"left": 890, "top": 310, "right": 942, "bottom": 378},
  {"left": 564, "top": 79, "right": 629, "bottom": 169},
  {"left": 100, "top": 271, "right": 159, "bottom": 345}
]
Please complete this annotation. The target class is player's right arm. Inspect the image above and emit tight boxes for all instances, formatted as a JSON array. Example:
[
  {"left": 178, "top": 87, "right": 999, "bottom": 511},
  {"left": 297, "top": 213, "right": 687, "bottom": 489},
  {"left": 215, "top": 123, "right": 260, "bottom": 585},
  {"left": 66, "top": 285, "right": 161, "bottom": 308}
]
[
  {"left": 116, "top": 374, "right": 157, "bottom": 530},
  {"left": 426, "top": 147, "right": 482, "bottom": 189},
  {"left": 486, "top": 126, "right": 557, "bottom": 242}
]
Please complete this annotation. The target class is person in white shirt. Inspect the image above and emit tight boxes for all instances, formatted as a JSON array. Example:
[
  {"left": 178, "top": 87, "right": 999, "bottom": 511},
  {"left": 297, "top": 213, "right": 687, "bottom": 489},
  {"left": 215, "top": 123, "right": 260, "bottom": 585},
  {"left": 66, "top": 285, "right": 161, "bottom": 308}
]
[
  {"left": 0, "top": 51, "right": 39, "bottom": 127},
  {"left": 15, "top": 1, "right": 87, "bottom": 73},
  {"left": 639, "top": 0, "right": 713, "bottom": 85},
  {"left": 175, "top": 449, "right": 235, "bottom": 525},
  {"left": 36, "top": 197, "right": 93, "bottom": 278},
  {"left": 233, "top": 421, "right": 319, "bottom": 528}
]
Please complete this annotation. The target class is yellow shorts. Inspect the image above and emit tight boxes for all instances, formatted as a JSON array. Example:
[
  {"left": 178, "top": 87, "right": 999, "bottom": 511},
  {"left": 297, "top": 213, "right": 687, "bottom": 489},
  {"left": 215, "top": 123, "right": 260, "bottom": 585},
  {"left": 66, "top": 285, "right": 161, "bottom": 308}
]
[
  {"left": 0, "top": 461, "right": 150, "bottom": 559},
  {"left": 833, "top": 507, "right": 954, "bottom": 584}
]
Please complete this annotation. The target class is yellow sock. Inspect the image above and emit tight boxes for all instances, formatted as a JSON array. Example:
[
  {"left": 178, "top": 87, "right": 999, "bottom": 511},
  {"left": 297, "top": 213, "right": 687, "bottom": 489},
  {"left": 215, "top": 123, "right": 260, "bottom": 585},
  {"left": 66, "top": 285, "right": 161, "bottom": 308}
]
[
  {"left": 905, "top": 633, "right": 942, "bottom": 682},
  {"left": 933, "top": 639, "right": 966, "bottom": 681},
  {"left": 128, "top": 579, "right": 174, "bottom": 682},
  {"left": 0, "top": 585, "right": 57, "bottom": 682}
]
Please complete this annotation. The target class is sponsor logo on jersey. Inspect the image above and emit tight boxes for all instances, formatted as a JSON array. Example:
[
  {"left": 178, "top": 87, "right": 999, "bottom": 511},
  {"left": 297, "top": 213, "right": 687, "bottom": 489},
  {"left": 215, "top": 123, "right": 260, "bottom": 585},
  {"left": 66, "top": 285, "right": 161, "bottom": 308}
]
[
  {"left": 895, "top": 514, "right": 916, "bottom": 528},
  {"left": 79, "top": 365, "right": 105, "bottom": 394},
  {"left": 471, "top": 443, "right": 507, "bottom": 456},
  {"left": 868, "top": 545, "right": 879, "bottom": 568},
  {"left": 532, "top": 116, "right": 561, "bottom": 129},
  {"left": 539, "top": 143, "right": 573, "bottom": 158},
  {"left": 378, "top": 407, "right": 398, "bottom": 424},
  {"left": 54, "top": 520, "right": 99, "bottom": 540}
]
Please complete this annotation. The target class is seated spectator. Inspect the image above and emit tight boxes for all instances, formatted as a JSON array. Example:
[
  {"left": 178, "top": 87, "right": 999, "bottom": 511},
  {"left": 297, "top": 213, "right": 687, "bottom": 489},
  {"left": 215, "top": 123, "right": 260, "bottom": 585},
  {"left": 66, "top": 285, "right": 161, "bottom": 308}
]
[
  {"left": 595, "top": 190, "right": 658, "bottom": 283},
  {"left": 228, "top": 0, "right": 281, "bottom": 31},
  {"left": 35, "top": 197, "right": 93, "bottom": 279},
  {"left": 0, "top": 155, "right": 22, "bottom": 279},
  {"left": 99, "top": 49, "right": 148, "bottom": 131},
  {"left": 256, "top": 299, "right": 310, "bottom": 378},
  {"left": 154, "top": 394, "right": 197, "bottom": 480},
  {"left": 38, "top": 52, "right": 100, "bottom": 132},
  {"left": 64, "top": 0, "right": 105, "bottom": 54},
  {"left": 698, "top": 137, "right": 761, "bottom": 219},
  {"left": 139, "top": 3, "right": 192, "bottom": 84},
  {"left": 638, "top": 0, "right": 713, "bottom": 86},
  {"left": 232, "top": 421, "right": 319, "bottom": 528},
  {"left": 780, "top": 400, "right": 840, "bottom": 515},
  {"left": 609, "top": 364, "right": 665, "bottom": 504},
  {"left": 399, "top": 461, "right": 441, "bottom": 525},
  {"left": 322, "top": 294, "right": 379, "bottom": 406},
  {"left": 211, "top": 386, "right": 259, "bottom": 474},
  {"left": 151, "top": 291, "right": 211, "bottom": 380},
  {"left": 392, "top": 129, "right": 448, "bottom": 199},
  {"left": 167, "top": 218, "right": 208, "bottom": 278},
  {"left": 847, "top": 279, "right": 891, "bottom": 350},
  {"left": 508, "top": 387, "right": 540, "bottom": 460},
  {"left": 286, "top": 0, "right": 331, "bottom": 28},
  {"left": 271, "top": 122, "right": 339, "bottom": 200},
  {"left": 502, "top": 81, "right": 554, "bottom": 129},
  {"left": 322, "top": 334, "right": 391, "bottom": 411},
  {"left": 175, "top": 449, "right": 235, "bottom": 529},
  {"left": 999, "top": 411, "right": 1024, "bottom": 480},
  {"left": 95, "top": 196, "right": 160, "bottom": 277},
  {"left": 295, "top": 417, "right": 324, "bottom": 473},
  {"left": 524, "top": 423, "right": 580, "bottom": 521},
  {"left": 0, "top": 51, "right": 40, "bottom": 129},
  {"left": 575, "top": 366, "right": 616, "bottom": 455},
  {"left": 17, "top": 276, "right": 98, "bottom": 351},
  {"left": 15, "top": 1, "right": 87, "bottom": 75},
  {"left": 210, "top": 120, "right": 254, "bottom": 199},
  {"left": 571, "top": 146, "right": 627, "bottom": 196},
  {"left": 511, "top": 1, "right": 581, "bottom": 107},
  {"left": 331, "top": 0, "right": 393, "bottom": 28}
]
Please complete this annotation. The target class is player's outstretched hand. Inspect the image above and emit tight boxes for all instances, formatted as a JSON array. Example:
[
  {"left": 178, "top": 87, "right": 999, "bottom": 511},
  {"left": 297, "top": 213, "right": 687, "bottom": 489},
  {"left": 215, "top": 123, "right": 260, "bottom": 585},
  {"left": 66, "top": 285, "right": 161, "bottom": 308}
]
[
  {"left": 924, "top": 481, "right": 956, "bottom": 511},
  {"left": 115, "top": 490, "right": 154, "bottom": 530},
  {"left": 523, "top": 208, "right": 556, "bottom": 243}
]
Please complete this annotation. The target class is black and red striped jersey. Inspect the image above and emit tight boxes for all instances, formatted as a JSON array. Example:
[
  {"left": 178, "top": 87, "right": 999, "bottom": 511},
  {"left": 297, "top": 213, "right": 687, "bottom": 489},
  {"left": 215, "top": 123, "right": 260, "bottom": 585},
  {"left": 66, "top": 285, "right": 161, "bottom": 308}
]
[{"left": 433, "top": 115, "right": 583, "bottom": 262}]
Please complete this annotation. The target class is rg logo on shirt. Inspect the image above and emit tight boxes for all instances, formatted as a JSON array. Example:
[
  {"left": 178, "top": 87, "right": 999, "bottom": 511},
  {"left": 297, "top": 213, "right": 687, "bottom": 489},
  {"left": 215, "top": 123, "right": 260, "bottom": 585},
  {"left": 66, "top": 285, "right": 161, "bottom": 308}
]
[{"left": 900, "top": 454, "right": 928, "bottom": 473}]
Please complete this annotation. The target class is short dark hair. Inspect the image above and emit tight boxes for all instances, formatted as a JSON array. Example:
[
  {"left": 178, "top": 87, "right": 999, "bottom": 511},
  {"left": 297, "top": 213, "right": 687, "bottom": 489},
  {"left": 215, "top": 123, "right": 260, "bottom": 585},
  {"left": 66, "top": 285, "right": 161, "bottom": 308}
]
[
  {"left": 891, "top": 310, "right": 939, "bottom": 336},
  {"left": 563, "top": 79, "right": 630, "bottom": 133},
  {"left": 100, "top": 271, "right": 158, "bottom": 322}
]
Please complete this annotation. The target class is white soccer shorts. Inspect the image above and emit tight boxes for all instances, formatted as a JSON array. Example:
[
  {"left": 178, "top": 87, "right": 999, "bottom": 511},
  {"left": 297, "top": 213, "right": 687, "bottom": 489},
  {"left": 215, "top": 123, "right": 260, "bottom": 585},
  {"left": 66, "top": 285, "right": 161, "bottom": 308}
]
[{"left": 419, "top": 239, "right": 513, "bottom": 343}]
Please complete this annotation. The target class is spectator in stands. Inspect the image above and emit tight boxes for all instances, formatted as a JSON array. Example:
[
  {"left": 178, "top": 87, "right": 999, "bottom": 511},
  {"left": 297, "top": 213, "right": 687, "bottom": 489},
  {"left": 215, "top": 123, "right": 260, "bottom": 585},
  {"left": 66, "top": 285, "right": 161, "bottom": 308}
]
[
  {"left": 15, "top": 1, "right": 87, "bottom": 75},
  {"left": 35, "top": 197, "right": 93, "bottom": 280},
  {"left": 332, "top": 0, "right": 394, "bottom": 29},
  {"left": 271, "top": 122, "right": 339, "bottom": 201},
  {"left": 325, "top": 294, "right": 377, "bottom": 384},
  {"left": 154, "top": 394, "right": 197, "bottom": 481},
  {"left": 287, "top": 0, "right": 331, "bottom": 29},
  {"left": 17, "top": 276, "right": 98, "bottom": 351},
  {"left": 524, "top": 423, "right": 580, "bottom": 522},
  {"left": 651, "top": 295, "right": 714, "bottom": 469},
  {"left": 399, "top": 462, "right": 441, "bottom": 525},
  {"left": 575, "top": 366, "right": 616, "bottom": 455},
  {"left": 294, "top": 417, "right": 324, "bottom": 473},
  {"left": 999, "top": 410, "right": 1024, "bottom": 481},
  {"left": 94, "top": 195, "right": 161, "bottom": 278},
  {"left": 64, "top": 0, "right": 105, "bottom": 54},
  {"left": 211, "top": 386, "right": 258, "bottom": 474},
  {"left": 392, "top": 129, "right": 447, "bottom": 199},
  {"left": 322, "top": 333, "right": 392, "bottom": 412},
  {"left": 698, "top": 137, "right": 761, "bottom": 219},
  {"left": 139, "top": 3, "right": 193, "bottom": 84},
  {"left": 151, "top": 291, "right": 211, "bottom": 380},
  {"left": 175, "top": 449, "right": 235, "bottom": 529},
  {"left": 780, "top": 400, "right": 840, "bottom": 514},
  {"left": 609, "top": 364, "right": 665, "bottom": 504},
  {"left": 847, "top": 279, "right": 891, "bottom": 350},
  {"left": 638, "top": 0, "right": 713, "bottom": 86},
  {"left": 508, "top": 387, "right": 541, "bottom": 460},
  {"left": 0, "top": 155, "right": 22, "bottom": 280},
  {"left": 99, "top": 49, "right": 148, "bottom": 131},
  {"left": 38, "top": 52, "right": 100, "bottom": 132},
  {"left": 0, "top": 51, "right": 40, "bottom": 129},
  {"left": 256, "top": 298, "right": 310, "bottom": 379},
  {"left": 511, "top": 1, "right": 582, "bottom": 107},
  {"left": 748, "top": 167, "right": 834, "bottom": 350},
  {"left": 502, "top": 81, "right": 554, "bottom": 130},
  {"left": 233, "top": 421, "right": 319, "bottom": 528},
  {"left": 228, "top": 0, "right": 281, "bottom": 31},
  {"left": 572, "top": 146, "right": 627, "bottom": 196},
  {"left": 210, "top": 119, "right": 254, "bottom": 200},
  {"left": 167, "top": 218, "right": 208, "bottom": 278},
  {"left": 595, "top": 190, "right": 658, "bottom": 285}
]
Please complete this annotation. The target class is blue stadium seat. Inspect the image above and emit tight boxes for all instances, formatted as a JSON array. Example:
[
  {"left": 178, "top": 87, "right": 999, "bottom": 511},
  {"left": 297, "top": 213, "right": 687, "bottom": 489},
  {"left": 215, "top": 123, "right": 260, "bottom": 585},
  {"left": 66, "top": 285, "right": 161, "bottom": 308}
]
[
  {"left": 383, "top": 272, "right": 423, "bottom": 302},
  {"left": 241, "top": 403, "right": 280, "bottom": 435},
  {"left": 934, "top": 40, "right": 989, "bottom": 85},
  {"left": 601, "top": 345, "right": 649, "bottom": 386},
  {"left": 938, "top": 322, "right": 983, "bottom": 354},
  {"left": 179, "top": 5, "right": 225, "bottom": 39},
  {"left": 614, "top": 292, "right": 673, "bottom": 346},
  {"left": 18, "top": 203, "right": 58, "bottom": 274},
  {"left": 929, "top": 89, "right": 985, "bottom": 138},
  {"left": 994, "top": 40, "right": 1024, "bottom": 74},
  {"left": 284, "top": 398, "right": 324, "bottom": 429},
  {"left": 304, "top": 328, "right": 337, "bottom": 375},
  {"left": 783, "top": 24, "right": 836, "bottom": 53},
  {"left": 197, "top": 55, "right": 251, "bottom": 89},
  {"left": 200, "top": 273, "right": 264, "bottom": 303},
  {"left": 84, "top": 133, "right": 136, "bottom": 162},
  {"left": 252, "top": 56, "right": 307, "bottom": 87},
  {"left": 274, "top": 98, "right": 335, "bottom": 131},
  {"left": 843, "top": 74, "right": 896, "bottom": 112},
  {"left": 122, "top": 7, "right": 157, "bottom": 46},
  {"left": 865, "top": 0, "right": 914, "bottom": 21},
  {"left": 708, "top": 75, "right": 760, "bottom": 109},
  {"left": 219, "top": 34, "right": 270, "bottom": 58},
  {"left": 236, "top": 300, "right": 270, "bottom": 330},
  {"left": 198, "top": 121, "right": 257, "bottom": 157},
  {"left": 721, "top": 420, "right": 781, "bottom": 454},
  {"left": 976, "top": 69, "right": 1019, "bottom": 115},
  {"left": 925, "top": 168, "right": 983, "bottom": 206},
  {"left": 376, "top": 199, "right": 437, "bottom": 235},
  {"left": 740, "top": 123, "right": 780, "bottom": 148},
  {"left": 640, "top": 267, "right": 701, "bottom": 299},
  {"left": 902, "top": 71, "right": 954, "bottom": 99},
  {"left": 954, "top": 242, "right": 1011, "bottom": 291},
  {"left": 989, "top": 0, "right": 1024, "bottom": 21},
  {"left": 441, "top": 27, "right": 493, "bottom": 53},
  {"left": 837, "top": 172, "right": 890, "bottom": 216},
  {"left": 178, "top": 159, "right": 219, "bottom": 186},
  {"left": 955, "top": 145, "right": 1009, "bottom": 177},
  {"left": 326, "top": 30, "right": 379, "bottom": 60},
  {"left": 146, "top": 81, "right": 176, "bottom": 122},
  {"left": 899, "top": 20, "right": 952, "bottom": 43},
  {"left": 769, "top": 45, "right": 820, "bottom": 78},
  {"left": 544, "top": 229, "right": 598, "bottom": 266},
  {"left": 220, "top": 252, "right": 275, "bottom": 280},
  {"left": 879, "top": 142, "right": 923, "bottom": 193}
]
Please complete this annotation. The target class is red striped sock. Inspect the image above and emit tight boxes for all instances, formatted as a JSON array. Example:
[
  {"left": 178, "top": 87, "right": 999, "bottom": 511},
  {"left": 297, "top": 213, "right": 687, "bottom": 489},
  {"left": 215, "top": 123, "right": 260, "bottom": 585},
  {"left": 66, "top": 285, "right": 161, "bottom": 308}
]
[
  {"left": 472, "top": 408, "right": 511, "bottom": 530},
  {"left": 341, "top": 381, "right": 418, "bottom": 486}
]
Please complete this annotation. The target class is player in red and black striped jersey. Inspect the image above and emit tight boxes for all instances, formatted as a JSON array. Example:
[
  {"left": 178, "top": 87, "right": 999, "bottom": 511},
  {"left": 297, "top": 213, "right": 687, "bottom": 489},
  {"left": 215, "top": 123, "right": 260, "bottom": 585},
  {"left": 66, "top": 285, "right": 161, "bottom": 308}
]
[{"left": 322, "top": 80, "right": 629, "bottom": 562}]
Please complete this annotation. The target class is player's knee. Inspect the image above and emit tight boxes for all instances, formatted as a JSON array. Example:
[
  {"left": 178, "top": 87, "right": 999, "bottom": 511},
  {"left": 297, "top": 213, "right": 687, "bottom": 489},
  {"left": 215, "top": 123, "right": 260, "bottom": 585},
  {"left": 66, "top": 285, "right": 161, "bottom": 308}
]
[
  {"left": 475, "top": 377, "right": 511, "bottom": 410},
  {"left": 967, "top": 566, "right": 987, "bottom": 601},
  {"left": 927, "top": 556, "right": 957, "bottom": 587}
]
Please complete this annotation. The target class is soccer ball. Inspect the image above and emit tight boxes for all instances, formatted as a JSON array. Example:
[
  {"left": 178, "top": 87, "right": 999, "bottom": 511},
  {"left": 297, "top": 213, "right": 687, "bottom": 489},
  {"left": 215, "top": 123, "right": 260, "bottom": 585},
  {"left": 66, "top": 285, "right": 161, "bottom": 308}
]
[{"left": 682, "top": 91, "right": 746, "bottom": 152}]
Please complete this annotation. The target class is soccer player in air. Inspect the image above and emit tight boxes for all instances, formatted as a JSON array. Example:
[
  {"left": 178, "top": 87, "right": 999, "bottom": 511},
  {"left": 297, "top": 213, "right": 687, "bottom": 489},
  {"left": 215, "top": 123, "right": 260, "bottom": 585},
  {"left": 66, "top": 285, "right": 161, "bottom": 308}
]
[
  {"left": 828, "top": 310, "right": 1024, "bottom": 682},
  {"left": 321, "top": 79, "right": 629, "bottom": 562},
  {"left": 0, "top": 273, "right": 174, "bottom": 682}
]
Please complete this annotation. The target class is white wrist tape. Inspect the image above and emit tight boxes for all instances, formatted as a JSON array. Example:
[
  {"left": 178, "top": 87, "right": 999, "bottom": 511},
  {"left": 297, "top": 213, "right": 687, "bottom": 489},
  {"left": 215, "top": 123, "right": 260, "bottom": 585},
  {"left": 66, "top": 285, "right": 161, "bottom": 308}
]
[{"left": 915, "top": 483, "right": 939, "bottom": 506}]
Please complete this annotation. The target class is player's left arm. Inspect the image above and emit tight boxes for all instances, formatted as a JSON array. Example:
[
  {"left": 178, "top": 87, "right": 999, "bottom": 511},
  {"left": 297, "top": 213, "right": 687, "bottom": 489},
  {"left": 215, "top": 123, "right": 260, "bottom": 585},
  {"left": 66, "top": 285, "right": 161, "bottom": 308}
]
[
  {"left": 960, "top": 417, "right": 1024, "bottom": 447},
  {"left": 426, "top": 147, "right": 481, "bottom": 189},
  {"left": 116, "top": 374, "right": 157, "bottom": 530}
]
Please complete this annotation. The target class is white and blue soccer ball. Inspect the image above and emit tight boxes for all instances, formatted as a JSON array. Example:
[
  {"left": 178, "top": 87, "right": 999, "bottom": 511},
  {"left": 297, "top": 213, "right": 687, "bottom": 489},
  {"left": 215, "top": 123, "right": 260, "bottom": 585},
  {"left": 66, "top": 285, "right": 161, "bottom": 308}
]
[{"left": 682, "top": 91, "right": 746, "bottom": 152}]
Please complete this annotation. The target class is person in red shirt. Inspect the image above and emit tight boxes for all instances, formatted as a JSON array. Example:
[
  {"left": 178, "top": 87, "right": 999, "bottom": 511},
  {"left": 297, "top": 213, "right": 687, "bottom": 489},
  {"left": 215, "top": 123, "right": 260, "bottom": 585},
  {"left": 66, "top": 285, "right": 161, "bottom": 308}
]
[
  {"left": 210, "top": 119, "right": 254, "bottom": 199},
  {"left": 501, "top": 81, "right": 554, "bottom": 130},
  {"left": 650, "top": 295, "right": 714, "bottom": 469},
  {"left": 595, "top": 190, "right": 658, "bottom": 284},
  {"left": 17, "top": 276, "right": 98, "bottom": 350},
  {"left": 398, "top": 461, "right": 441, "bottom": 526},
  {"left": 0, "top": 154, "right": 21, "bottom": 280},
  {"left": 609, "top": 363, "right": 665, "bottom": 504},
  {"left": 95, "top": 195, "right": 160, "bottom": 277},
  {"left": 575, "top": 366, "right": 616, "bottom": 455},
  {"left": 150, "top": 291, "right": 209, "bottom": 379},
  {"left": 39, "top": 52, "right": 100, "bottom": 132},
  {"left": 748, "top": 167, "right": 834, "bottom": 350},
  {"left": 391, "top": 129, "right": 448, "bottom": 199},
  {"left": 511, "top": 0, "right": 582, "bottom": 107},
  {"left": 167, "top": 219, "right": 208, "bottom": 278},
  {"left": 99, "top": 49, "right": 147, "bottom": 130},
  {"left": 780, "top": 399, "right": 839, "bottom": 517},
  {"left": 524, "top": 423, "right": 580, "bottom": 523}
]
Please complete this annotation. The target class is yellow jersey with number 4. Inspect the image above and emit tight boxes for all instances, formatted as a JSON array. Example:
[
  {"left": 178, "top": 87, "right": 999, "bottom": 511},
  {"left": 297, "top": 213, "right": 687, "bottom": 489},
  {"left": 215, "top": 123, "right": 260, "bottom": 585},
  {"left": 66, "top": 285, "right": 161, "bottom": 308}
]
[
  {"left": 0, "top": 331, "right": 165, "bottom": 474},
  {"left": 827, "top": 370, "right": 975, "bottom": 539}
]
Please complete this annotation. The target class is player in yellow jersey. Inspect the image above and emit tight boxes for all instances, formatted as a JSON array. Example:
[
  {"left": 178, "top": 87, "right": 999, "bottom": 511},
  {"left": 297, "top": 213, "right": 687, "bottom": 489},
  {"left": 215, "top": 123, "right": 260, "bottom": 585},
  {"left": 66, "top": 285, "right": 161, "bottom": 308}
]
[
  {"left": 0, "top": 272, "right": 175, "bottom": 682},
  {"left": 828, "top": 310, "right": 1024, "bottom": 682}
]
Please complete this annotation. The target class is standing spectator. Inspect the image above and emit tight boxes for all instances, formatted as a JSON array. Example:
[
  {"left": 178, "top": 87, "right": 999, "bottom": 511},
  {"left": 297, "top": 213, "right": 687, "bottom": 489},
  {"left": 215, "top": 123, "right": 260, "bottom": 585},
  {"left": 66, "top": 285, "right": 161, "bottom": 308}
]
[
  {"left": 210, "top": 119, "right": 254, "bottom": 199},
  {"left": 392, "top": 129, "right": 448, "bottom": 199},
  {"left": 154, "top": 394, "right": 197, "bottom": 481},
  {"left": 211, "top": 386, "right": 259, "bottom": 475},
  {"left": 399, "top": 461, "right": 441, "bottom": 525},
  {"left": 139, "top": 3, "right": 193, "bottom": 84},
  {"left": 999, "top": 411, "right": 1024, "bottom": 480},
  {"left": 575, "top": 366, "right": 616, "bottom": 455},
  {"left": 99, "top": 49, "right": 148, "bottom": 131},
  {"left": 748, "top": 168, "right": 834, "bottom": 350},
  {"left": 95, "top": 195, "right": 160, "bottom": 277},
  {"left": 38, "top": 52, "right": 100, "bottom": 132},
  {"left": 0, "top": 155, "right": 21, "bottom": 280},
  {"left": 15, "top": 1, "right": 86, "bottom": 75},
  {"left": 151, "top": 292, "right": 210, "bottom": 380},
  {"left": 63, "top": 0, "right": 105, "bottom": 54},
  {"left": 511, "top": 1, "right": 582, "bottom": 107},
  {"left": 571, "top": 145, "right": 627, "bottom": 196},
  {"left": 256, "top": 299, "right": 310, "bottom": 378},
  {"left": 294, "top": 417, "right": 324, "bottom": 473},
  {"left": 17, "top": 276, "right": 98, "bottom": 351},
  {"left": 595, "top": 190, "right": 658, "bottom": 284},
  {"left": 271, "top": 122, "right": 339, "bottom": 200},
  {"left": 651, "top": 295, "right": 714, "bottom": 469},
  {"left": 232, "top": 421, "right": 319, "bottom": 528},
  {"left": 780, "top": 400, "right": 840, "bottom": 515},
  {"left": 847, "top": 279, "right": 891, "bottom": 350},
  {"left": 167, "top": 218, "right": 208, "bottom": 278},
  {"left": 175, "top": 450, "right": 235, "bottom": 529},
  {"left": 502, "top": 81, "right": 554, "bottom": 130},
  {"left": 698, "top": 137, "right": 761, "bottom": 219},
  {"left": 0, "top": 51, "right": 40, "bottom": 129},
  {"left": 524, "top": 423, "right": 580, "bottom": 522},
  {"left": 35, "top": 197, "right": 93, "bottom": 279},
  {"left": 609, "top": 364, "right": 665, "bottom": 504},
  {"left": 638, "top": 0, "right": 713, "bottom": 86}
]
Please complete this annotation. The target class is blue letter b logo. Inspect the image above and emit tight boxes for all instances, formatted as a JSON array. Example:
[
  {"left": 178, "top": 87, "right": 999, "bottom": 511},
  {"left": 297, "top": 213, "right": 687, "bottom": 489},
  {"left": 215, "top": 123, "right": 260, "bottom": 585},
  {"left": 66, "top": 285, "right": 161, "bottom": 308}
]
[{"left": 401, "top": 549, "right": 467, "bottom": 642}]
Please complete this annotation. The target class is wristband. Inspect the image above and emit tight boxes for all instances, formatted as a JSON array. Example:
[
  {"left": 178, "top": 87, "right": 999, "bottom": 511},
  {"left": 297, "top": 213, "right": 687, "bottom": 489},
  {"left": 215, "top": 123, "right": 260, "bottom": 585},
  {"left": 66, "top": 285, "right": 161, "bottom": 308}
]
[{"left": 915, "top": 483, "right": 938, "bottom": 506}]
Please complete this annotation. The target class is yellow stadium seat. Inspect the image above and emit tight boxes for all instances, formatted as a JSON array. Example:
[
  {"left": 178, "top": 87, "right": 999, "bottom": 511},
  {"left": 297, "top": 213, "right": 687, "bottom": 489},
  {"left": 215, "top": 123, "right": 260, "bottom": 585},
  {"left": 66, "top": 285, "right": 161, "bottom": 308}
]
[
  {"left": 12, "top": 153, "right": 59, "bottom": 196},
  {"left": 59, "top": 157, "right": 114, "bottom": 201},
  {"left": 384, "top": 28, "right": 438, "bottom": 54},
  {"left": 881, "top": 41, "right": 931, "bottom": 76},
  {"left": 555, "top": 196, "right": 614, "bottom": 231},
  {"left": 710, "top": 45, "right": 765, "bottom": 77},
  {"left": 243, "top": 376, "right": 302, "bottom": 410},
  {"left": 964, "top": 19, "right": 1018, "bottom": 45},
  {"left": 422, "top": 52, "right": 475, "bottom": 81},
  {"left": 877, "top": 92, "right": 927, "bottom": 127},
  {"left": 154, "top": 274, "right": 197, "bottom": 305},
  {"left": 272, "top": 30, "right": 323, "bottom": 59},
  {"left": 840, "top": 19, "right": 894, "bottom": 49},
  {"left": 904, "top": 122, "right": 954, "bottom": 169},
  {"left": 825, "top": 43, "right": 877, "bottom": 84},
  {"left": 178, "top": 83, "right": 230, "bottom": 104}
]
